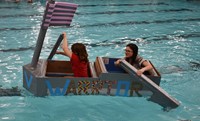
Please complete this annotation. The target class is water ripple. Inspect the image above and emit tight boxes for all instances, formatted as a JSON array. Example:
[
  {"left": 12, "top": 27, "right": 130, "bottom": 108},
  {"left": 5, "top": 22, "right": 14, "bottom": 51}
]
[
  {"left": 0, "top": 32, "right": 199, "bottom": 52},
  {"left": 1, "top": 18, "right": 200, "bottom": 31},
  {"left": 76, "top": 8, "right": 194, "bottom": 15},
  {"left": 0, "top": 8, "right": 193, "bottom": 18},
  {"left": 79, "top": 2, "right": 169, "bottom": 7}
]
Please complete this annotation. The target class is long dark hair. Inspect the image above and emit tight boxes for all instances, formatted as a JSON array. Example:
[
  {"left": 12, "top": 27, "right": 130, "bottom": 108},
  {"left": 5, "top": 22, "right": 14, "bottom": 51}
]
[
  {"left": 71, "top": 43, "right": 89, "bottom": 62},
  {"left": 125, "top": 43, "right": 138, "bottom": 64}
]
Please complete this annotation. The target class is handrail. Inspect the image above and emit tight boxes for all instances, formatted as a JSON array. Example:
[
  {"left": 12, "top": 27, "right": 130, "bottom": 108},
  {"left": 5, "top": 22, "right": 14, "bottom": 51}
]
[{"left": 47, "top": 34, "right": 63, "bottom": 60}]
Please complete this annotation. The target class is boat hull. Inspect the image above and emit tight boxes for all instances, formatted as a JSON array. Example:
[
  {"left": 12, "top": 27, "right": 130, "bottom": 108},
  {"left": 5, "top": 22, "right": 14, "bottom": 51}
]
[{"left": 23, "top": 57, "right": 161, "bottom": 97}]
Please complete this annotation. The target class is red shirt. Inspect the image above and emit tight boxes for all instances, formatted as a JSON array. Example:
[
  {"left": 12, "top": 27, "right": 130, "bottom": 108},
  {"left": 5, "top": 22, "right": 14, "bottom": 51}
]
[{"left": 70, "top": 53, "right": 88, "bottom": 77}]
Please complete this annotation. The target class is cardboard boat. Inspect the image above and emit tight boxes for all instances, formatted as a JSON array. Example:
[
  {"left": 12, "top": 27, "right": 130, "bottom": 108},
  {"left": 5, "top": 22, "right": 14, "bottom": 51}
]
[
  {"left": 23, "top": 56, "right": 161, "bottom": 97},
  {"left": 22, "top": 1, "right": 180, "bottom": 109}
]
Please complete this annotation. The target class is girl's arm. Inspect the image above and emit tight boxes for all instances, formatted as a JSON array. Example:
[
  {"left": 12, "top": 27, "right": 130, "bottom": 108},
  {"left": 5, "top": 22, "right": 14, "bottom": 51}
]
[
  {"left": 137, "top": 60, "right": 153, "bottom": 76},
  {"left": 61, "top": 32, "right": 72, "bottom": 58},
  {"left": 55, "top": 51, "right": 66, "bottom": 56}
]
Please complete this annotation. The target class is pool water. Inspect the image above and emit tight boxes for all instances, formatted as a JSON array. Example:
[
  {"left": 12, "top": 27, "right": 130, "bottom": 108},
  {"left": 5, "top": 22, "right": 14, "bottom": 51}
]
[{"left": 0, "top": 0, "right": 200, "bottom": 121}]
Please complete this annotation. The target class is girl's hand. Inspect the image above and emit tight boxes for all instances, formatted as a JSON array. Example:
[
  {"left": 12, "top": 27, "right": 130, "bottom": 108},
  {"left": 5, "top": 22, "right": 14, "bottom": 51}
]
[
  {"left": 114, "top": 59, "right": 122, "bottom": 65},
  {"left": 136, "top": 68, "right": 145, "bottom": 76},
  {"left": 62, "top": 32, "right": 67, "bottom": 38},
  {"left": 55, "top": 51, "right": 61, "bottom": 54}
]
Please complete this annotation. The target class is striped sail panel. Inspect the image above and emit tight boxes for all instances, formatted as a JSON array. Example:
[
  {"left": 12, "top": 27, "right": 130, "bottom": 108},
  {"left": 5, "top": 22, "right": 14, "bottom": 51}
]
[
  {"left": 47, "top": 12, "right": 75, "bottom": 17},
  {"left": 50, "top": 21, "right": 71, "bottom": 26},
  {"left": 42, "top": 2, "right": 78, "bottom": 28}
]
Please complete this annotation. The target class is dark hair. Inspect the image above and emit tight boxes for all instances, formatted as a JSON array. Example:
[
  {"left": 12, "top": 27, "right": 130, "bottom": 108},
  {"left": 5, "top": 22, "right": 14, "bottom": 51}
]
[
  {"left": 71, "top": 43, "right": 89, "bottom": 62},
  {"left": 125, "top": 43, "right": 138, "bottom": 64}
]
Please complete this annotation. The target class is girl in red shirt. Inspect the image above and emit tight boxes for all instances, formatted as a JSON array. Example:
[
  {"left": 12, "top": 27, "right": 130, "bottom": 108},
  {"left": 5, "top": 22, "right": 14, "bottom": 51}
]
[{"left": 56, "top": 32, "right": 89, "bottom": 77}]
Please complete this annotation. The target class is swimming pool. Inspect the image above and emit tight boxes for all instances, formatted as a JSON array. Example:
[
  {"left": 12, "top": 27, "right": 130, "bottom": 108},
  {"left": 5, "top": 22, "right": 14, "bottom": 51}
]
[{"left": 0, "top": 0, "right": 200, "bottom": 120}]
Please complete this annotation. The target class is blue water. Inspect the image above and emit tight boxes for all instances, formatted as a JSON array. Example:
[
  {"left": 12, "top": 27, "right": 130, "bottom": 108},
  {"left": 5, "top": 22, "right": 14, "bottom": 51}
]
[{"left": 0, "top": 0, "right": 200, "bottom": 120}]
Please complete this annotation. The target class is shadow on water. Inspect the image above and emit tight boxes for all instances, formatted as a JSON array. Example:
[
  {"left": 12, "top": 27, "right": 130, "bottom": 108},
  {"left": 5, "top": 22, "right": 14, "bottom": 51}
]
[
  {"left": 0, "top": 86, "right": 21, "bottom": 96},
  {"left": 158, "top": 60, "right": 200, "bottom": 75},
  {"left": 158, "top": 65, "right": 184, "bottom": 74},
  {"left": 189, "top": 61, "right": 200, "bottom": 71},
  {"left": 0, "top": 46, "right": 35, "bottom": 52}
]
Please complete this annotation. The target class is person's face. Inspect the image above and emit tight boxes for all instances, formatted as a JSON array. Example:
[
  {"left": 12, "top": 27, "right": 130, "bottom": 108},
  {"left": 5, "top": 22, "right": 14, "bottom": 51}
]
[{"left": 125, "top": 46, "right": 133, "bottom": 58}]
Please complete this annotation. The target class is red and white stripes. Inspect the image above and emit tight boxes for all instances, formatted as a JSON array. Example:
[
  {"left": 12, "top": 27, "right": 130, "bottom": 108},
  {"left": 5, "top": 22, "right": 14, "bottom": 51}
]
[{"left": 42, "top": 2, "right": 78, "bottom": 28}]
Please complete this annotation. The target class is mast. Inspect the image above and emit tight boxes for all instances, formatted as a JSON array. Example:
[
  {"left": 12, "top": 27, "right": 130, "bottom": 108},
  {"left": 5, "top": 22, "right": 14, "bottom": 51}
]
[{"left": 31, "top": 0, "right": 78, "bottom": 68}]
